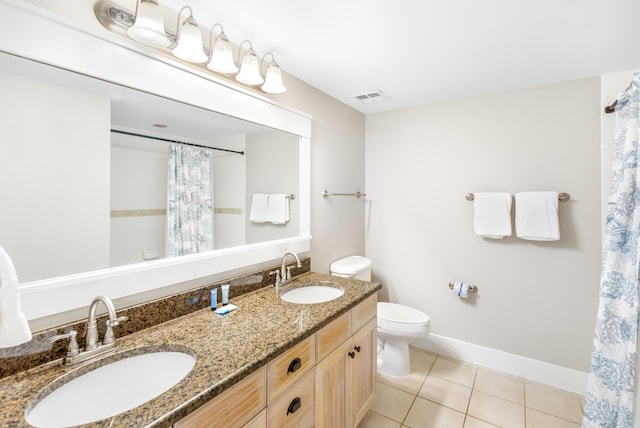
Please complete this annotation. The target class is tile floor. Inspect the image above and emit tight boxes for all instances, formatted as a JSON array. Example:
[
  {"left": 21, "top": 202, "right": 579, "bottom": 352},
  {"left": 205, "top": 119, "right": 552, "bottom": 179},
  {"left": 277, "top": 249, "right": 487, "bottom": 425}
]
[{"left": 358, "top": 347, "right": 585, "bottom": 428}]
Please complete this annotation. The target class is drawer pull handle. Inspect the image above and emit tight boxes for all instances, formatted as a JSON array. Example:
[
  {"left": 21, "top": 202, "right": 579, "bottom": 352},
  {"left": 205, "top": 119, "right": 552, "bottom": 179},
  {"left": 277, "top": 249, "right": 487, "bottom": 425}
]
[
  {"left": 287, "top": 397, "right": 302, "bottom": 415},
  {"left": 354, "top": 345, "right": 361, "bottom": 353},
  {"left": 348, "top": 351, "right": 356, "bottom": 359},
  {"left": 287, "top": 357, "right": 302, "bottom": 374}
]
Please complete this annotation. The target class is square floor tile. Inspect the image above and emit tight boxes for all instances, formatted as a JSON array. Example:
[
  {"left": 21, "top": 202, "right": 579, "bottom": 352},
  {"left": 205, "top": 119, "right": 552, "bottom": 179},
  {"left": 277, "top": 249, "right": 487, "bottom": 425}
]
[
  {"left": 473, "top": 367, "right": 524, "bottom": 404},
  {"left": 525, "top": 382, "right": 583, "bottom": 423},
  {"left": 410, "top": 347, "right": 438, "bottom": 372},
  {"left": 463, "top": 416, "right": 499, "bottom": 428},
  {"left": 404, "top": 396, "right": 465, "bottom": 428},
  {"left": 419, "top": 375, "right": 472, "bottom": 413},
  {"left": 358, "top": 410, "right": 402, "bottom": 428},
  {"left": 467, "top": 390, "right": 525, "bottom": 428},
  {"left": 371, "top": 381, "right": 416, "bottom": 423},
  {"left": 429, "top": 357, "right": 477, "bottom": 388},
  {"left": 526, "top": 408, "right": 581, "bottom": 428}
]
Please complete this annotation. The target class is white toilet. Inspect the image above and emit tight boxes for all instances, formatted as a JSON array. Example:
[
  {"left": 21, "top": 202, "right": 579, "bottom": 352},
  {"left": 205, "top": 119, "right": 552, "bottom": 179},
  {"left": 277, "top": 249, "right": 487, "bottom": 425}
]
[{"left": 330, "top": 256, "right": 431, "bottom": 378}]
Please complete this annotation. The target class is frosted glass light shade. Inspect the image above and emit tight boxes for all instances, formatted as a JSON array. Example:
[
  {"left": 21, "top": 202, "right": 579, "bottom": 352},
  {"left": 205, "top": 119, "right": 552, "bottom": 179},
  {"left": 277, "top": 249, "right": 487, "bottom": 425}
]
[
  {"left": 235, "top": 52, "right": 263, "bottom": 85},
  {"left": 207, "top": 37, "right": 238, "bottom": 74},
  {"left": 172, "top": 17, "right": 207, "bottom": 63},
  {"left": 127, "top": 0, "right": 170, "bottom": 48},
  {"left": 261, "top": 63, "right": 286, "bottom": 93}
]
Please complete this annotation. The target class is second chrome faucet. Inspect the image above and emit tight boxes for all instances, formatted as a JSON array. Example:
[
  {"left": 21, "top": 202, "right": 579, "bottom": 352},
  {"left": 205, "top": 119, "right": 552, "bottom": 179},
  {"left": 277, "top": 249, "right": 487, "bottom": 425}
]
[{"left": 270, "top": 252, "right": 303, "bottom": 287}]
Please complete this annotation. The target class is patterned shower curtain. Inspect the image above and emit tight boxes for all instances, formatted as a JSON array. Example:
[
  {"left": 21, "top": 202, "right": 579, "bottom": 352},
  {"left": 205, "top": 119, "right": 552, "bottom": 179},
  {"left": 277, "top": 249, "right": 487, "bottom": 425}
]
[
  {"left": 583, "top": 72, "right": 640, "bottom": 428},
  {"left": 167, "top": 144, "right": 213, "bottom": 257}
]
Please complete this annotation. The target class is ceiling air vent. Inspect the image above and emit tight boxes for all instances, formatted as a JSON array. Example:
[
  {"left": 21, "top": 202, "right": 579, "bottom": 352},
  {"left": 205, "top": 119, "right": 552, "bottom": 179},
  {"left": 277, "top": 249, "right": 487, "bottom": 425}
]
[{"left": 354, "top": 89, "right": 391, "bottom": 104}]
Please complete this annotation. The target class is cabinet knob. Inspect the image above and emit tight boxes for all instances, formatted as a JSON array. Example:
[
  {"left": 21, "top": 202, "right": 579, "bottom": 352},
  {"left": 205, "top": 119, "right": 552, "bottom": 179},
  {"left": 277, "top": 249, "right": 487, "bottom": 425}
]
[
  {"left": 348, "top": 351, "right": 356, "bottom": 359},
  {"left": 287, "top": 397, "right": 302, "bottom": 415},
  {"left": 354, "top": 345, "right": 361, "bottom": 353},
  {"left": 287, "top": 357, "right": 302, "bottom": 374}
]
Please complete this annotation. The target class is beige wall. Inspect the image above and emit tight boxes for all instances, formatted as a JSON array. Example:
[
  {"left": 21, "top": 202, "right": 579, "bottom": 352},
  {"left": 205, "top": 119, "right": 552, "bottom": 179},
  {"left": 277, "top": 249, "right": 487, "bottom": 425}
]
[
  {"left": 365, "top": 77, "right": 602, "bottom": 371},
  {"left": 268, "top": 74, "right": 366, "bottom": 273}
]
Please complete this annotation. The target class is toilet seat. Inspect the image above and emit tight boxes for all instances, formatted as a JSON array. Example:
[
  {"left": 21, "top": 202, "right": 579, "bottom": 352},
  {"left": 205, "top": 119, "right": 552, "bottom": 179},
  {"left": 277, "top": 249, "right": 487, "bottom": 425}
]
[{"left": 377, "top": 302, "right": 430, "bottom": 326}]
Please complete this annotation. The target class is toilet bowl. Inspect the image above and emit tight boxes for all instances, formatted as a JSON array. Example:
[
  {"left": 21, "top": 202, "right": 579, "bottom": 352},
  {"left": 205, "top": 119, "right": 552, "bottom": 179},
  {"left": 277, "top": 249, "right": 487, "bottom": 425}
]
[
  {"left": 377, "top": 302, "right": 430, "bottom": 377},
  {"left": 330, "top": 255, "right": 431, "bottom": 378}
]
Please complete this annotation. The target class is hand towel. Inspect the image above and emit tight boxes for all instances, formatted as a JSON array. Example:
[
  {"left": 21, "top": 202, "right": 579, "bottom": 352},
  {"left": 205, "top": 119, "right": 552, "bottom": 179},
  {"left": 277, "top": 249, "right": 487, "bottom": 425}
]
[
  {"left": 267, "top": 194, "right": 290, "bottom": 224},
  {"left": 473, "top": 192, "right": 513, "bottom": 238},
  {"left": 515, "top": 191, "right": 560, "bottom": 241},
  {"left": 249, "top": 194, "right": 269, "bottom": 223},
  {"left": 0, "top": 246, "right": 32, "bottom": 348}
]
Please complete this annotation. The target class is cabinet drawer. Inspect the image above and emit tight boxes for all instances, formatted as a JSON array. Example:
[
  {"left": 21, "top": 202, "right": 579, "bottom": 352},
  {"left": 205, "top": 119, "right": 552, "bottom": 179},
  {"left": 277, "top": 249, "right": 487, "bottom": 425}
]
[
  {"left": 267, "top": 369, "right": 315, "bottom": 428},
  {"left": 316, "top": 311, "right": 351, "bottom": 361},
  {"left": 174, "top": 367, "right": 266, "bottom": 428},
  {"left": 352, "top": 294, "right": 377, "bottom": 332},
  {"left": 267, "top": 335, "right": 315, "bottom": 402}
]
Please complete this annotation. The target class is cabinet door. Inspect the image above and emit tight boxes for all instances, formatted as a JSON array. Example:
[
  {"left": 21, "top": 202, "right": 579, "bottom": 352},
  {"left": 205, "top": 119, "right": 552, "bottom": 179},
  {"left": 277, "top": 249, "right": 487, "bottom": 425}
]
[
  {"left": 243, "top": 409, "right": 266, "bottom": 428},
  {"left": 349, "top": 318, "right": 377, "bottom": 427},
  {"left": 315, "top": 339, "right": 351, "bottom": 428}
]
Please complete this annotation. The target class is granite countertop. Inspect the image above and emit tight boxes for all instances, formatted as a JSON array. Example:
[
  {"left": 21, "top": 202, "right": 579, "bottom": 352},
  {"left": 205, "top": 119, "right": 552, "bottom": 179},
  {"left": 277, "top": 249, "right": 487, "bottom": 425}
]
[{"left": 0, "top": 272, "right": 381, "bottom": 427}]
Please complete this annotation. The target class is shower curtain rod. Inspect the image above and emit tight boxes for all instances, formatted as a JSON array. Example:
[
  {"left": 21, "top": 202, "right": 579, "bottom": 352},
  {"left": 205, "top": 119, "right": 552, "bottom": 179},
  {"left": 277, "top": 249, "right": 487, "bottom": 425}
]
[
  {"left": 604, "top": 82, "right": 633, "bottom": 114},
  {"left": 111, "top": 129, "right": 245, "bottom": 155}
]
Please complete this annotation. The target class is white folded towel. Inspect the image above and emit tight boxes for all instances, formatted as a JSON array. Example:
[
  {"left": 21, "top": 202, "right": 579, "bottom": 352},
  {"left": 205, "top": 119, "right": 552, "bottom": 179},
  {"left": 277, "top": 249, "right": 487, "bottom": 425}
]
[
  {"left": 0, "top": 246, "right": 32, "bottom": 348},
  {"left": 267, "top": 194, "right": 290, "bottom": 224},
  {"left": 515, "top": 191, "right": 560, "bottom": 241},
  {"left": 249, "top": 194, "right": 269, "bottom": 223},
  {"left": 473, "top": 192, "right": 513, "bottom": 239}
]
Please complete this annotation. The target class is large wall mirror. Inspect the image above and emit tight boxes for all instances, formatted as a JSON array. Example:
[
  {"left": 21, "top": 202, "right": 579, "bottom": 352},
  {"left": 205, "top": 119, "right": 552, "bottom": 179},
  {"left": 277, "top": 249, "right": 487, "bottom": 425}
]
[
  {"left": 1, "top": 0, "right": 311, "bottom": 323},
  {"left": 1, "top": 52, "right": 300, "bottom": 283}
]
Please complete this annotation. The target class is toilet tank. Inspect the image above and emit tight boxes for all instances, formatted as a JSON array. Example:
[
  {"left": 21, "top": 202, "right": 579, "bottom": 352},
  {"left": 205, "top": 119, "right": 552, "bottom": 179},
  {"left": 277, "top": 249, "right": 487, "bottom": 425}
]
[{"left": 330, "top": 256, "right": 372, "bottom": 281}]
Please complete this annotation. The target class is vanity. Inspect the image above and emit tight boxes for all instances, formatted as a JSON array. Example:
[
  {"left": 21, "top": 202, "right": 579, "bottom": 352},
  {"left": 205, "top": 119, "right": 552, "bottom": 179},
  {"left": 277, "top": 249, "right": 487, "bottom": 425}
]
[{"left": 0, "top": 273, "right": 380, "bottom": 427}]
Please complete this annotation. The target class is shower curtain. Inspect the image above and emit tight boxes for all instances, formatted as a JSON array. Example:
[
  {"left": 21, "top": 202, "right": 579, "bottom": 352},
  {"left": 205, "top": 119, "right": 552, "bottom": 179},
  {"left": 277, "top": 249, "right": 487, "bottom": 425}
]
[
  {"left": 584, "top": 72, "right": 640, "bottom": 428},
  {"left": 167, "top": 144, "right": 213, "bottom": 257}
]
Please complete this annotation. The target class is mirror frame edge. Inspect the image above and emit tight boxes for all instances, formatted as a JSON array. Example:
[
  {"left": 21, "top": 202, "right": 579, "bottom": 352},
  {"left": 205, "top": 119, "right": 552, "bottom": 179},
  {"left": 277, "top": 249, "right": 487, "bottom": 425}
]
[{"left": 2, "top": 1, "right": 312, "bottom": 321}]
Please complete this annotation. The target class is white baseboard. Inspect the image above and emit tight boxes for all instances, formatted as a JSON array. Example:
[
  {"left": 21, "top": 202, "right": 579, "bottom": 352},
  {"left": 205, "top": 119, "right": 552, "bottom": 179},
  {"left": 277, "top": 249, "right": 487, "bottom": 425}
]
[{"left": 413, "top": 334, "right": 589, "bottom": 395}]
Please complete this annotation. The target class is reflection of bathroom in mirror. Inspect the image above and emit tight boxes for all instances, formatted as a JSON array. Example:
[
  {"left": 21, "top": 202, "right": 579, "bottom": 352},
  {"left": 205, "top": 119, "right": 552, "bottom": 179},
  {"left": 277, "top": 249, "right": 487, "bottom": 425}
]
[{"left": 0, "top": 52, "right": 300, "bottom": 283}]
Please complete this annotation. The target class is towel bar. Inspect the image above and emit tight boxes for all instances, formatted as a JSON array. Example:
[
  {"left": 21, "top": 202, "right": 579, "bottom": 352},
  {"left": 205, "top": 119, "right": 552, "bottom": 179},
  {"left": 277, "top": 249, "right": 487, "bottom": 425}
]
[
  {"left": 448, "top": 282, "right": 478, "bottom": 293},
  {"left": 465, "top": 192, "right": 570, "bottom": 202},
  {"left": 322, "top": 190, "right": 366, "bottom": 198}
]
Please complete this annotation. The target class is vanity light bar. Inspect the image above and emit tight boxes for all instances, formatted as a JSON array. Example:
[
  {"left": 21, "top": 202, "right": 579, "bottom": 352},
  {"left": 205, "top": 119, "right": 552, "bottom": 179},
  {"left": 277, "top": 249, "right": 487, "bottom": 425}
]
[{"left": 94, "top": 0, "right": 286, "bottom": 94}]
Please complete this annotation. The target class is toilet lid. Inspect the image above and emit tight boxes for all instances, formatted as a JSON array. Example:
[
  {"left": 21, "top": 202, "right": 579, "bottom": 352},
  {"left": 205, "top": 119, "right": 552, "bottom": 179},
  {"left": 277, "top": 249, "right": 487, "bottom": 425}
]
[{"left": 377, "top": 302, "right": 430, "bottom": 325}]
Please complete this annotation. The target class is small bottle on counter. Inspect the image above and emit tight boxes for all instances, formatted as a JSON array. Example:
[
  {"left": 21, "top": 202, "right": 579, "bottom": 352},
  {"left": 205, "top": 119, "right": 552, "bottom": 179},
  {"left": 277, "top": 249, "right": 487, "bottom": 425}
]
[
  {"left": 221, "top": 284, "right": 230, "bottom": 306},
  {"left": 211, "top": 288, "right": 218, "bottom": 310}
]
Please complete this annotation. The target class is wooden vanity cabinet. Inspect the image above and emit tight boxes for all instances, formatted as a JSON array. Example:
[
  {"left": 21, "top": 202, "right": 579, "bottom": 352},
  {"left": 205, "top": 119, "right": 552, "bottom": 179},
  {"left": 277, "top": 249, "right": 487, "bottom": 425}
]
[
  {"left": 173, "top": 293, "right": 377, "bottom": 428},
  {"left": 316, "top": 294, "right": 377, "bottom": 428}
]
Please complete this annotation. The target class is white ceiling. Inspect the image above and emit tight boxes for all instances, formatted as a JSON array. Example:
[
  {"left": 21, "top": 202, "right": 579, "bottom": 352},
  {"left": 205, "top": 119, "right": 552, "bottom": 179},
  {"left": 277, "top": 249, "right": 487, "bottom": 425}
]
[{"left": 158, "top": 0, "right": 640, "bottom": 114}]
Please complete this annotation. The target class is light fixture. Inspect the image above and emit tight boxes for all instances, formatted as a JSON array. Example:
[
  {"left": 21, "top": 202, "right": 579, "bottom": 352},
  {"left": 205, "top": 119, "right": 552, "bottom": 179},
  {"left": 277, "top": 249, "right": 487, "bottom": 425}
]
[
  {"left": 260, "top": 52, "right": 286, "bottom": 94},
  {"left": 235, "top": 40, "right": 264, "bottom": 86},
  {"left": 97, "top": 2, "right": 288, "bottom": 93},
  {"left": 206, "top": 24, "right": 238, "bottom": 74},
  {"left": 172, "top": 6, "right": 207, "bottom": 63},
  {"left": 127, "top": 0, "right": 170, "bottom": 48}
]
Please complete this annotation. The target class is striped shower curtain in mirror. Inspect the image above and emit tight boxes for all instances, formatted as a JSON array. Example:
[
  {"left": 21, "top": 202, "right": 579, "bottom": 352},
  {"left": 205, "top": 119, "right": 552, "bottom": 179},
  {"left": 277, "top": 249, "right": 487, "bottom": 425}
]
[
  {"left": 167, "top": 144, "right": 213, "bottom": 257},
  {"left": 583, "top": 72, "right": 640, "bottom": 428}
]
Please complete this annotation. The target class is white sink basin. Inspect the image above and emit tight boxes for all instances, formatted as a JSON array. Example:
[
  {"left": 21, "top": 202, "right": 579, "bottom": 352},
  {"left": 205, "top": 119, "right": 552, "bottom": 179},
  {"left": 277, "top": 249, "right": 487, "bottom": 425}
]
[
  {"left": 25, "top": 349, "right": 195, "bottom": 427},
  {"left": 280, "top": 283, "right": 345, "bottom": 304}
]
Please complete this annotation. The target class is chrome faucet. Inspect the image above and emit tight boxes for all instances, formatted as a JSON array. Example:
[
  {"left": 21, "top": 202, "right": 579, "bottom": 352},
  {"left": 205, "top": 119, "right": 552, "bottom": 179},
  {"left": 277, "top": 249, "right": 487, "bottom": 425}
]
[
  {"left": 50, "top": 295, "right": 127, "bottom": 366},
  {"left": 270, "top": 252, "right": 302, "bottom": 287},
  {"left": 86, "top": 295, "right": 125, "bottom": 350}
]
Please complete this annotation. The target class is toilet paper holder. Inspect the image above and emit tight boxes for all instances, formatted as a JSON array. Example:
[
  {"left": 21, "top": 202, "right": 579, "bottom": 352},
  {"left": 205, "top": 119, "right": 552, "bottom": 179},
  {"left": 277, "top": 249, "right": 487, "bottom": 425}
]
[{"left": 448, "top": 282, "right": 478, "bottom": 293}]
